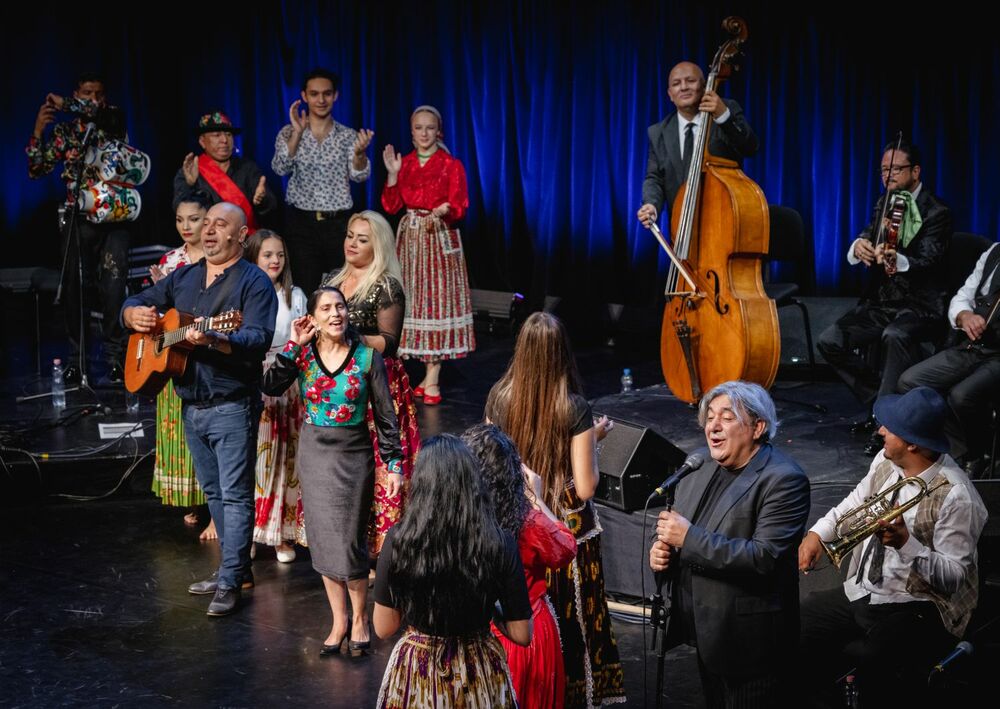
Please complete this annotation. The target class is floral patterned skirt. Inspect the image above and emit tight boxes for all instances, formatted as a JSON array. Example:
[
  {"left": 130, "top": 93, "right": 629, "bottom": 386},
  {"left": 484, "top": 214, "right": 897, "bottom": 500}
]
[
  {"left": 547, "top": 500, "right": 626, "bottom": 707},
  {"left": 366, "top": 355, "right": 420, "bottom": 557},
  {"left": 377, "top": 629, "right": 518, "bottom": 709},
  {"left": 151, "top": 380, "right": 204, "bottom": 507},
  {"left": 253, "top": 384, "right": 305, "bottom": 546},
  {"left": 396, "top": 210, "right": 476, "bottom": 361}
]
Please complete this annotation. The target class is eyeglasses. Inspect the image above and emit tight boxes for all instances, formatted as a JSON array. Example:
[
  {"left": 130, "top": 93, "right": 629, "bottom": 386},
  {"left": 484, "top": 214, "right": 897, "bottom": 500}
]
[{"left": 879, "top": 164, "right": 912, "bottom": 177}]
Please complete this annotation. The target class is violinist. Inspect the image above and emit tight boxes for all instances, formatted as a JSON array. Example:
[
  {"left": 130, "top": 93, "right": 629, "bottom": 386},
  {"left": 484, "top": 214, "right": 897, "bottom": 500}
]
[
  {"left": 817, "top": 141, "right": 951, "bottom": 454},
  {"left": 637, "top": 61, "right": 759, "bottom": 229}
]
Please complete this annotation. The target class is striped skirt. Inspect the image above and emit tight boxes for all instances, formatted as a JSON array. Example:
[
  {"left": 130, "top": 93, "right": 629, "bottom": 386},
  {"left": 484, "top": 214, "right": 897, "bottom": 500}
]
[
  {"left": 396, "top": 209, "right": 476, "bottom": 361},
  {"left": 151, "top": 380, "right": 205, "bottom": 506},
  {"left": 377, "top": 628, "right": 518, "bottom": 708}
]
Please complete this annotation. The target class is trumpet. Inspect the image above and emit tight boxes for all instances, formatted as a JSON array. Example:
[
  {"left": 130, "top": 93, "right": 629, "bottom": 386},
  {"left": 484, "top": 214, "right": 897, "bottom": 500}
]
[{"left": 821, "top": 476, "right": 948, "bottom": 569}]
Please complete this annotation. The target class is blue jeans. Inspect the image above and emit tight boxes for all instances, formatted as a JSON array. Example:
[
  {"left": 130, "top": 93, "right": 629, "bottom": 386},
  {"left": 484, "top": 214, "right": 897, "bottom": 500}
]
[{"left": 182, "top": 397, "right": 259, "bottom": 589}]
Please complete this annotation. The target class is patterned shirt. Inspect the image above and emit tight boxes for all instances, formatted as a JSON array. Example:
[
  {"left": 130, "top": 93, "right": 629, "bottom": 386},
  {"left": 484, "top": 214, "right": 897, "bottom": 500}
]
[
  {"left": 26, "top": 97, "right": 115, "bottom": 197},
  {"left": 272, "top": 121, "right": 370, "bottom": 211}
]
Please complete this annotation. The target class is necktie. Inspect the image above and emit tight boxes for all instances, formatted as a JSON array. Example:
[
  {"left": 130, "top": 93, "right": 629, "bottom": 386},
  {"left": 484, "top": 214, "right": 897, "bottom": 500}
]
[
  {"left": 681, "top": 123, "right": 695, "bottom": 177},
  {"left": 855, "top": 484, "right": 901, "bottom": 586}
]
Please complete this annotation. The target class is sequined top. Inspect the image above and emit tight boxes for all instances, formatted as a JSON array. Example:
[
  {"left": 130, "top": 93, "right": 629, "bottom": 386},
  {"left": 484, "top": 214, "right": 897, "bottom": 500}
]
[{"left": 346, "top": 277, "right": 405, "bottom": 358}]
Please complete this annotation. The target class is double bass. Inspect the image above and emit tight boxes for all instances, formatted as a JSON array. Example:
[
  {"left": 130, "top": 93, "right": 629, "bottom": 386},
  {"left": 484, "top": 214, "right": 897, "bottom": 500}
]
[{"left": 648, "top": 17, "right": 779, "bottom": 404}]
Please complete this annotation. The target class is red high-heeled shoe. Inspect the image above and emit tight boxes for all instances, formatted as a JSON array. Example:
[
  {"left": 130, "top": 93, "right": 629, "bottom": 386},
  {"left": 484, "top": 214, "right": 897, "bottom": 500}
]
[
  {"left": 413, "top": 386, "right": 425, "bottom": 398},
  {"left": 423, "top": 389, "right": 442, "bottom": 406}
]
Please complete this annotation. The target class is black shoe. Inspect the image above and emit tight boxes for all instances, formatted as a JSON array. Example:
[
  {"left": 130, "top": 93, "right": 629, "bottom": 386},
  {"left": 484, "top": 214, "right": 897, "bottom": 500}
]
[
  {"left": 849, "top": 414, "right": 877, "bottom": 435},
  {"left": 319, "top": 637, "right": 346, "bottom": 657},
  {"left": 863, "top": 431, "right": 884, "bottom": 456},
  {"left": 206, "top": 586, "right": 241, "bottom": 616},
  {"left": 348, "top": 639, "right": 371, "bottom": 657},
  {"left": 63, "top": 365, "right": 81, "bottom": 386},
  {"left": 106, "top": 363, "right": 124, "bottom": 384},
  {"left": 188, "top": 570, "right": 254, "bottom": 595}
]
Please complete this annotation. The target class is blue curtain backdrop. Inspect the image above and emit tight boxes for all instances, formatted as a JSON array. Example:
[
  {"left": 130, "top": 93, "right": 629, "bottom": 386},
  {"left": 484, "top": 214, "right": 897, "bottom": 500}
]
[{"left": 2, "top": 3, "right": 997, "bottom": 307}]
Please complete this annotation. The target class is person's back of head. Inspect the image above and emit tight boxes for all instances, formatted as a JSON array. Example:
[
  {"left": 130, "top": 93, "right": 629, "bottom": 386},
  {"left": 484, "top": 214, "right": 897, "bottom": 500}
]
[{"left": 390, "top": 435, "right": 505, "bottom": 634}]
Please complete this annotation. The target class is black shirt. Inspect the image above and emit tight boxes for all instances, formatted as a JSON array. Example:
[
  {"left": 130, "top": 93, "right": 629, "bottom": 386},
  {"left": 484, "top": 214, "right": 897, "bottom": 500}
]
[
  {"left": 373, "top": 527, "right": 532, "bottom": 637},
  {"left": 121, "top": 258, "right": 277, "bottom": 402}
]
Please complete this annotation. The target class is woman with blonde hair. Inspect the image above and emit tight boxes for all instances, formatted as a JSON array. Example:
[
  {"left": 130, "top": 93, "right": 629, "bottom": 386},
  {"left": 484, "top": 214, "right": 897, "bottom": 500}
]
[
  {"left": 485, "top": 312, "right": 625, "bottom": 707},
  {"left": 381, "top": 105, "right": 475, "bottom": 406},
  {"left": 325, "top": 210, "right": 419, "bottom": 557}
]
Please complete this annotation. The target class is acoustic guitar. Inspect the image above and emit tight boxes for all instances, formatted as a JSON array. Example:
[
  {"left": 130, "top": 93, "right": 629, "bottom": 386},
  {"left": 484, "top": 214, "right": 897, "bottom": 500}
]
[{"left": 124, "top": 308, "right": 243, "bottom": 396}]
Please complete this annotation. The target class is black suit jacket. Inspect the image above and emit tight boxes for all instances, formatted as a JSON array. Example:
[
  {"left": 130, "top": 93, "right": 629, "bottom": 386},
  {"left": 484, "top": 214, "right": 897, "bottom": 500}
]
[
  {"left": 857, "top": 188, "right": 952, "bottom": 318},
  {"left": 664, "top": 444, "right": 810, "bottom": 680},
  {"left": 641, "top": 98, "right": 759, "bottom": 221}
]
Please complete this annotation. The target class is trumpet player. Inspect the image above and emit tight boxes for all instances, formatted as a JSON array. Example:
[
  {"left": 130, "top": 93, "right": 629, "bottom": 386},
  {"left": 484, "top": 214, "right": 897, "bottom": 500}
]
[{"left": 797, "top": 386, "right": 986, "bottom": 706}]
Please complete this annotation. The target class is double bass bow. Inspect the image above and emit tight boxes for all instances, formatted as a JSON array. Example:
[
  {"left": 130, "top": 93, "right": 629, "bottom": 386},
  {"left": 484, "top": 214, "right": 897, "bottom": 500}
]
[{"left": 648, "top": 16, "right": 779, "bottom": 404}]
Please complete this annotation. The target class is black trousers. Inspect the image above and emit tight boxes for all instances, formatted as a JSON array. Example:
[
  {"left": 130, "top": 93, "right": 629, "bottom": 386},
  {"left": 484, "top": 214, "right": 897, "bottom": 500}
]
[
  {"left": 899, "top": 343, "right": 1000, "bottom": 460},
  {"left": 816, "top": 304, "right": 941, "bottom": 406},
  {"left": 283, "top": 206, "right": 349, "bottom": 295},
  {"left": 61, "top": 218, "right": 130, "bottom": 365},
  {"left": 799, "top": 587, "right": 954, "bottom": 707}
]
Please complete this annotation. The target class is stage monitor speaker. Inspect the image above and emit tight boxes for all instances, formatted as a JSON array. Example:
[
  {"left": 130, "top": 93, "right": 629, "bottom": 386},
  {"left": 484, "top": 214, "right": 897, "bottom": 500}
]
[{"left": 593, "top": 414, "right": 688, "bottom": 512}]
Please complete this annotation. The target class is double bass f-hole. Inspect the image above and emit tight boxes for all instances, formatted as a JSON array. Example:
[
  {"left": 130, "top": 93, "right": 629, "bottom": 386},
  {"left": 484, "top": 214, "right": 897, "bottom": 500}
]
[{"left": 706, "top": 271, "right": 730, "bottom": 315}]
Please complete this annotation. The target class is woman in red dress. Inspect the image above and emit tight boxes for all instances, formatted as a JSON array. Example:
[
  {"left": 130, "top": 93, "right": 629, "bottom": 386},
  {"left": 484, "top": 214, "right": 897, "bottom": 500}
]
[
  {"left": 381, "top": 105, "right": 475, "bottom": 406},
  {"left": 463, "top": 423, "right": 577, "bottom": 709}
]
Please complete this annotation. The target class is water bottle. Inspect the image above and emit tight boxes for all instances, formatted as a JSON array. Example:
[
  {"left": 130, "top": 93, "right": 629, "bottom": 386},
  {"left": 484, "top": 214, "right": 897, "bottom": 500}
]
[
  {"left": 620, "top": 368, "right": 634, "bottom": 394},
  {"left": 52, "top": 358, "right": 67, "bottom": 410},
  {"left": 843, "top": 674, "right": 859, "bottom": 709}
]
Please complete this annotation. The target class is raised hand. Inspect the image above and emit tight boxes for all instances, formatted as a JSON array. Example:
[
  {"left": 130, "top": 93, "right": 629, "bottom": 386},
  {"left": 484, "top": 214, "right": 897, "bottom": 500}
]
[
  {"left": 289, "top": 99, "right": 308, "bottom": 133},
  {"left": 382, "top": 144, "right": 402, "bottom": 175},
  {"left": 353, "top": 128, "right": 374, "bottom": 156},
  {"left": 291, "top": 315, "right": 317, "bottom": 345},
  {"left": 253, "top": 176, "right": 267, "bottom": 206},
  {"left": 182, "top": 153, "right": 199, "bottom": 186},
  {"left": 33, "top": 102, "right": 57, "bottom": 138},
  {"left": 148, "top": 264, "right": 166, "bottom": 284}
]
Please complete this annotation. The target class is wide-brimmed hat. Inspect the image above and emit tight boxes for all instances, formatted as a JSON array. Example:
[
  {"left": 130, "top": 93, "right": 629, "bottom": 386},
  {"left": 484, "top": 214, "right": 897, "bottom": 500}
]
[
  {"left": 873, "top": 386, "right": 950, "bottom": 454},
  {"left": 197, "top": 111, "right": 241, "bottom": 135}
]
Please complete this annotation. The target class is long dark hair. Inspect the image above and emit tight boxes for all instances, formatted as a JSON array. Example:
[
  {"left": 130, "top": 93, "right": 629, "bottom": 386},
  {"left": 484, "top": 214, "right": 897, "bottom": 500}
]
[
  {"left": 485, "top": 312, "right": 584, "bottom": 515},
  {"left": 462, "top": 423, "right": 530, "bottom": 539},
  {"left": 389, "top": 435, "right": 506, "bottom": 634}
]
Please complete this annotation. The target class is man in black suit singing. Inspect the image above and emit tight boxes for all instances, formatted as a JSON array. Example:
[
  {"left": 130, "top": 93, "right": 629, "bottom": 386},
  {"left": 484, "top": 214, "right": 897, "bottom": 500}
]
[
  {"left": 649, "top": 380, "right": 810, "bottom": 707},
  {"left": 637, "top": 61, "right": 759, "bottom": 229},
  {"left": 817, "top": 141, "right": 952, "bottom": 454}
]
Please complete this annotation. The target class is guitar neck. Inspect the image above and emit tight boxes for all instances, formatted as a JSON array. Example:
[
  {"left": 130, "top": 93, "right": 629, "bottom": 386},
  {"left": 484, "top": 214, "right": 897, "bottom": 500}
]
[{"left": 161, "top": 317, "right": 215, "bottom": 348}]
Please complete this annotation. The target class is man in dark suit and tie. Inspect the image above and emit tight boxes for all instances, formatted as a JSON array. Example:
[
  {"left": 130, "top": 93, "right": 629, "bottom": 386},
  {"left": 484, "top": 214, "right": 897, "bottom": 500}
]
[
  {"left": 637, "top": 61, "right": 759, "bottom": 229},
  {"left": 649, "top": 380, "right": 810, "bottom": 707},
  {"left": 816, "top": 141, "right": 952, "bottom": 455}
]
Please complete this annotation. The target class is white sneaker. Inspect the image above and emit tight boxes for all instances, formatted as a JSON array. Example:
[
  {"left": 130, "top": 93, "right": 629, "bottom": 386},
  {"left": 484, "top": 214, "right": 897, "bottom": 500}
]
[{"left": 276, "top": 545, "right": 296, "bottom": 563}]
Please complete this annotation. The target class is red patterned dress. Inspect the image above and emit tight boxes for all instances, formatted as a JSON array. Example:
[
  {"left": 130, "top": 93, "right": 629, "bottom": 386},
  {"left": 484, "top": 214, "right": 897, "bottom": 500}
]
[
  {"left": 340, "top": 276, "right": 420, "bottom": 556},
  {"left": 492, "top": 509, "right": 577, "bottom": 709},
  {"left": 381, "top": 150, "right": 475, "bottom": 361}
]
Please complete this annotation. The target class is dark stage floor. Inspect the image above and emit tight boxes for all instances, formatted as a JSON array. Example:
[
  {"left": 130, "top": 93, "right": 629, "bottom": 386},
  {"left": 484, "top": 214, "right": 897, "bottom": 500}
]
[{"left": 2, "top": 318, "right": 996, "bottom": 707}]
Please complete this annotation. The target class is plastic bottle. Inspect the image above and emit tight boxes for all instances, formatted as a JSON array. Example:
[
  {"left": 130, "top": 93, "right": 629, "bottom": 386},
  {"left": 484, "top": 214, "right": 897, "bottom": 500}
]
[
  {"left": 620, "top": 368, "right": 634, "bottom": 394},
  {"left": 843, "top": 674, "right": 859, "bottom": 709},
  {"left": 52, "top": 358, "right": 66, "bottom": 410}
]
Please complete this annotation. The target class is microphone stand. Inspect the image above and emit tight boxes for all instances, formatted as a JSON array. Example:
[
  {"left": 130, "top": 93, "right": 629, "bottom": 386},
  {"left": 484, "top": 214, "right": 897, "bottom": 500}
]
[
  {"left": 55, "top": 120, "right": 97, "bottom": 389},
  {"left": 650, "top": 486, "right": 675, "bottom": 709}
]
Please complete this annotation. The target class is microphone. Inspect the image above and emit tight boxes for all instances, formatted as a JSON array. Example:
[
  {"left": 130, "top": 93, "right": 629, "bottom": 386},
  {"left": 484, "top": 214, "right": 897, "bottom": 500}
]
[
  {"left": 931, "top": 641, "right": 973, "bottom": 676},
  {"left": 649, "top": 453, "right": 705, "bottom": 499}
]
